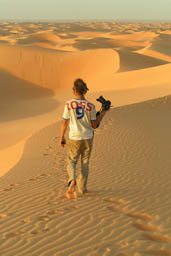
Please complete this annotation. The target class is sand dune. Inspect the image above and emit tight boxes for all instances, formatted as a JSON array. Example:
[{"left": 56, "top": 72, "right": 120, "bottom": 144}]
[
  {"left": 0, "top": 69, "right": 58, "bottom": 122},
  {"left": 0, "top": 96, "right": 171, "bottom": 255},
  {"left": 0, "top": 21, "right": 171, "bottom": 256},
  {"left": 73, "top": 37, "right": 149, "bottom": 51},
  {"left": 18, "top": 32, "right": 62, "bottom": 45},
  {"left": 136, "top": 45, "right": 171, "bottom": 63},
  {"left": 150, "top": 34, "right": 171, "bottom": 56},
  {"left": 85, "top": 63, "right": 171, "bottom": 94},
  {"left": 137, "top": 34, "right": 171, "bottom": 62},
  {"left": 138, "top": 48, "right": 171, "bottom": 62},
  {"left": 0, "top": 21, "right": 171, "bottom": 175},
  {"left": 0, "top": 45, "right": 120, "bottom": 90},
  {"left": 0, "top": 68, "right": 58, "bottom": 174},
  {"left": 117, "top": 50, "right": 169, "bottom": 72},
  {"left": 112, "top": 31, "right": 158, "bottom": 41}
]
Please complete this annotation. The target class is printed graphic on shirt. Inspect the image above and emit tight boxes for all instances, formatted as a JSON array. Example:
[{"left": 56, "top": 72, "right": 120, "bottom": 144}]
[
  {"left": 63, "top": 100, "right": 96, "bottom": 120},
  {"left": 66, "top": 101, "right": 92, "bottom": 111},
  {"left": 76, "top": 106, "right": 85, "bottom": 120},
  {"left": 62, "top": 99, "right": 96, "bottom": 140}
]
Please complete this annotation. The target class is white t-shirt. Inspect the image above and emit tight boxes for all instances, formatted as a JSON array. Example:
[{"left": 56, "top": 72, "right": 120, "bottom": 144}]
[{"left": 62, "top": 98, "right": 96, "bottom": 140}]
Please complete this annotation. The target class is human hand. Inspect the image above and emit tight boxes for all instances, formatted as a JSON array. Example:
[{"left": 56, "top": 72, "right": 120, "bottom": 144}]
[{"left": 59, "top": 137, "right": 66, "bottom": 147}]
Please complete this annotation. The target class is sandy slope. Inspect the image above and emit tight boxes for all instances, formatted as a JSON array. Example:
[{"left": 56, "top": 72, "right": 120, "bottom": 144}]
[
  {"left": 0, "top": 43, "right": 119, "bottom": 176},
  {"left": 0, "top": 21, "right": 171, "bottom": 256},
  {"left": 137, "top": 35, "right": 171, "bottom": 62},
  {"left": 0, "top": 69, "right": 58, "bottom": 123},
  {"left": 0, "top": 45, "right": 120, "bottom": 90},
  {"left": 0, "top": 96, "right": 171, "bottom": 256}
]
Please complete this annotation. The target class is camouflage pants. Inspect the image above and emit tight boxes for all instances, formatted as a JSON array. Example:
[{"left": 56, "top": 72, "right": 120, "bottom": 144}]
[{"left": 67, "top": 138, "right": 93, "bottom": 192}]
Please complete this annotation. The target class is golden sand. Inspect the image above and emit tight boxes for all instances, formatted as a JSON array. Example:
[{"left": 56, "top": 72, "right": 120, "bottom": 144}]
[{"left": 0, "top": 21, "right": 171, "bottom": 255}]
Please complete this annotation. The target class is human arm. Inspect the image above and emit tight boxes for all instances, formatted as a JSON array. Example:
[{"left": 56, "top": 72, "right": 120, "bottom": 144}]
[
  {"left": 91, "top": 110, "right": 107, "bottom": 129},
  {"left": 60, "top": 102, "right": 70, "bottom": 147},
  {"left": 59, "top": 119, "right": 69, "bottom": 147}
]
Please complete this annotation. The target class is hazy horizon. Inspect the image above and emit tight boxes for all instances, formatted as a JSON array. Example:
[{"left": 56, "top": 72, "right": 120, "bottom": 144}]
[
  {"left": 0, "top": 0, "right": 171, "bottom": 22},
  {"left": 0, "top": 18, "right": 170, "bottom": 23}
]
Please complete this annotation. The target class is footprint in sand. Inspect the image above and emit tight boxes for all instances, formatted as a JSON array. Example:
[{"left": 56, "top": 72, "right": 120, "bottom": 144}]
[
  {"left": 46, "top": 210, "right": 64, "bottom": 215},
  {"left": 59, "top": 178, "right": 68, "bottom": 184},
  {"left": 3, "top": 184, "right": 19, "bottom": 192},
  {"left": 84, "top": 193, "right": 98, "bottom": 197},
  {"left": 127, "top": 212, "right": 170, "bottom": 245},
  {"left": 42, "top": 227, "right": 50, "bottom": 232},
  {"left": 127, "top": 211, "right": 171, "bottom": 251},
  {"left": 107, "top": 206, "right": 121, "bottom": 212},
  {"left": 143, "top": 233, "right": 171, "bottom": 243},
  {"left": 38, "top": 215, "right": 50, "bottom": 221},
  {"left": 30, "top": 230, "right": 41, "bottom": 235},
  {"left": 64, "top": 205, "right": 79, "bottom": 211},
  {"left": 134, "top": 221, "right": 162, "bottom": 232},
  {"left": 6, "top": 231, "right": 23, "bottom": 238},
  {"left": 43, "top": 153, "right": 49, "bottom": 156},
  {"left": 29, "top": 177, "right": 40, "bottom": 182},
  {"left": 145, "top": 249, "right": 171, "bottom": 256},
  {"left": 103, "top": 198, "right": 125, "bottom": 204},
  {"left": 52, "top": 167, "right": 58, "bottom": 171},
  {"left": 0, "top": 213, "right": 7, "bottom": 219},
  {"left": 127, "top": 212, "right": 152, "bottom": 221},
  {"left": 116, "top": 253, "right": 131, "bottom": 256},
  {"left": 104, "top": 198, "right": 126, "bottom": 213},
  {"left": 4, "top": 187, "right": 15, "bottom": 191},
  {"left": 23, "top": 217, "right": 31, "bottom": 224},
  {"left": 117, "top": 240, "right": 129, "bottom": 248},
  {"left": 10, "top": 183, "right": 19, "bottom": 187},
  {"left": 40, "top": 173, "right": 52, "bottom": 177}
]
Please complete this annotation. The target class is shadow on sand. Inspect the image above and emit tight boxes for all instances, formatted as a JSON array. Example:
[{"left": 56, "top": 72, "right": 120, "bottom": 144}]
[{"left": 0, "top": 69, "right": 58, "bottom": 122}]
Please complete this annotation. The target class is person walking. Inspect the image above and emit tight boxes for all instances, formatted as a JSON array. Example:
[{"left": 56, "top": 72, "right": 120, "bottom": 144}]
[{"left": 59, "top": 78, "right": 108, "bottom": 194}]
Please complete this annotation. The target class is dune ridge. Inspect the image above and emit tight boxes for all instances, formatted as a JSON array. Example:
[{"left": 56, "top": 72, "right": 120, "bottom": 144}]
[
  {"left": 0, "top": 21, "right": 171, "bottom": 177},
  {"left": 0, "top": 45, "right": 120, "bottom": 90},
  {"left": 0, "top": 21, "right": 171, "bottom": 255},
  {"left": 0, "top": 95, "right": 171, "bottom": 255}
]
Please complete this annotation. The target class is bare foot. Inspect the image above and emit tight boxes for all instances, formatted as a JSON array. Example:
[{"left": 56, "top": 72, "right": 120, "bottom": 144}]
[{"left": 67, "top": 180, "right": 76, "bottom": 193}]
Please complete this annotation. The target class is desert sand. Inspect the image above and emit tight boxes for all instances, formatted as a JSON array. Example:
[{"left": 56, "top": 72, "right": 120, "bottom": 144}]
[{"left": 0, "top": 21, "right": 171, "bottom": 256}]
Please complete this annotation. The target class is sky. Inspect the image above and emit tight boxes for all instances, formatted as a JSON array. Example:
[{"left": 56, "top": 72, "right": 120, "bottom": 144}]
[{"left": 0, "top": 0, "right": 170, "bottom": 21}]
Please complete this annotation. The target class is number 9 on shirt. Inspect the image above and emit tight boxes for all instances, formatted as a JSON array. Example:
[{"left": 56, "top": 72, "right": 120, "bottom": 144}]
[{"left": 76, "top": 106, "right": 85, "bottom": 120}]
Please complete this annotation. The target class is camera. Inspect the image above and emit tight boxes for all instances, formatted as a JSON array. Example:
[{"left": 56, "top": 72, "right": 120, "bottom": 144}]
[
  {"left": 95, "top": 96, "right": 111, "bottom": 128},
  {"left": 96, "top": 96, "right": 111, "bottom": 111}
]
